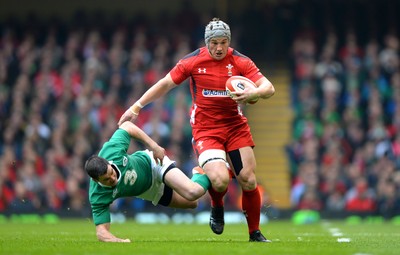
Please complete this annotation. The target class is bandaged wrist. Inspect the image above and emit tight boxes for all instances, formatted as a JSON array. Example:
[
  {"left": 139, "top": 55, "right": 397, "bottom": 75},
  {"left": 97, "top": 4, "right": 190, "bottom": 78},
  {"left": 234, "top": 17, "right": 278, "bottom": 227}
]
[{"left": 129, "top": 102, "right": 143, "bottom": 116}]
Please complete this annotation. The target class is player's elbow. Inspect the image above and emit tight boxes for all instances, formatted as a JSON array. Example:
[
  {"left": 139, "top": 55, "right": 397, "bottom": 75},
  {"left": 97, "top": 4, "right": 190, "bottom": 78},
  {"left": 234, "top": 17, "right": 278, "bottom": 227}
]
[
  {"left": 262, "top": 85, "right": 275, "bottom": 99},
  {"left": 269, "top": 85, "right": 276, "bottom": 96}
]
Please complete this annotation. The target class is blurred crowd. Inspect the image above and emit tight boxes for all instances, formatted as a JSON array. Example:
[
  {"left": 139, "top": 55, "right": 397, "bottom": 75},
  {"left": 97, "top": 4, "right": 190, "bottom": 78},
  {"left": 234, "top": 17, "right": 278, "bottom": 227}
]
[
  {"left": 1, "top": 1, "right": 400, "bottom": 219},
  {"left": 287, "top": 29, "right": 400, "bottom": 218},
  {"left": 0, "top": 11, "right": 208, "bottom": 214}
]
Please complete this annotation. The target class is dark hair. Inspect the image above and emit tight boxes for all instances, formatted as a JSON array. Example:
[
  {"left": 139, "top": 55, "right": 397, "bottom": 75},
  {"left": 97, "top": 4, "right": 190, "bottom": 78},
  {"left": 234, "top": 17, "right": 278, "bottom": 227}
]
[{"left": 84, "top": 155, "right": 108, "bottom": 180}]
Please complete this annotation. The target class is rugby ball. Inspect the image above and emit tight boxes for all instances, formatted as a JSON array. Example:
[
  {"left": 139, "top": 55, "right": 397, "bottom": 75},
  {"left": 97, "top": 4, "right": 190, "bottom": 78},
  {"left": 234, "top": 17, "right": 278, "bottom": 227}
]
[{"left": 226, "top": 76, "right": 259, "bottom": 104}]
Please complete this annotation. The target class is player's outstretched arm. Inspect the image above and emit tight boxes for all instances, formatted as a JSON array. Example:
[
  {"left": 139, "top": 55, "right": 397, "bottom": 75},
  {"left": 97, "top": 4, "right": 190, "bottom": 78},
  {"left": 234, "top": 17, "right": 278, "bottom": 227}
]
[
  {"left": 118, "top": 73, "right": 177, "bottom": 126},
  {"left": 96, "top": 223, "right": 131, "bottom": 243},
  {"left": 119, "top": 121, "right": 165, "bottom": 165}
]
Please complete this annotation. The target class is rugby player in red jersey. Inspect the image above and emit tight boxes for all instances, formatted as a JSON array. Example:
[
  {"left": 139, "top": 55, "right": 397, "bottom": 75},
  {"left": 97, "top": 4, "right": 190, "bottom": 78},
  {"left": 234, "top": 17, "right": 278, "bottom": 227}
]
[{"left": 119, "top": 17, "right": 275, "bottom": 242}]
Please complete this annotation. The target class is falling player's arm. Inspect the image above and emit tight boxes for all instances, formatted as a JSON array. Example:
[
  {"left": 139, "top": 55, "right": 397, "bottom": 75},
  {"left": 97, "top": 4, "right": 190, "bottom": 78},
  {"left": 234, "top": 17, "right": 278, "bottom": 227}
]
[
  {"left": 96, "top": 223, "right": 131, "bottom": 243},
  {"left": 91, "top": 202, "right": 130, "bottom": 242},
  {"left": 119, "top": 121, "right": 166, "bottom": 165}
]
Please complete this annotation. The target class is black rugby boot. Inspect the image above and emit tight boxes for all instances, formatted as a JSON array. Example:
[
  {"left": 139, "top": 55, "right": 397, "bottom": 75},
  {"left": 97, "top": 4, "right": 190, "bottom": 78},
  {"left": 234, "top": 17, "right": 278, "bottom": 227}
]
[
  {"left": 249, "top": 230, "right": 272, "bottom": 242},
  {"left": 209, "top": 206, "right": 224, "bottom": 235}
]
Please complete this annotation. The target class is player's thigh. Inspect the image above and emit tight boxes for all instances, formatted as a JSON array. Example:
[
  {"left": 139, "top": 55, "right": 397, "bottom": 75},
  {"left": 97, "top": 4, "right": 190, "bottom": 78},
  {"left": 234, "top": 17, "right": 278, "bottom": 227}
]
[
  {"left": 164, "top": 168, "right": 199, "bottom": 196},
  {"left": 238, "top": 146, "right": 257, "bottom": 172},
  {"left": 168, "top": 191, "right": 198, "bottom": 209},
  {"left": 192, "top": 134, "right": 230, "bottom": 185},
  {"left": 229, "top": 147, "right": 257, "bottom": 189},
  {"left": 227, "top": 146, "right": 256, "bottom": 174}
]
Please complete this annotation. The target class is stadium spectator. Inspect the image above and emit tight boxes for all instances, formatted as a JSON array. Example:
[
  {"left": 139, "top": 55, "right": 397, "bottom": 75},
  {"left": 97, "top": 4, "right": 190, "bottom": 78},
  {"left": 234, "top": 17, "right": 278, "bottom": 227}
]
[
  {"left": 287, "top": 25, "right": 400, "bottom": 218},
  {"left": 376, "top": 180, "right": 400, "bottom": 219},
  {"left": 297, "top": 188, "right": 323, "bottom": 211},
  {"left": 345, "top": 177, "right": 377, "bottom": 212},
  {"left": 291, "top": 160, "right": 319, "bottom": 207}
]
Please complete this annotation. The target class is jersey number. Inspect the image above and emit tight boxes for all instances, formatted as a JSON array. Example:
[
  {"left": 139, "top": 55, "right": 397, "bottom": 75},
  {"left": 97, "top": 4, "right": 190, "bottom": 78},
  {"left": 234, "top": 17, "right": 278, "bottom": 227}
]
[{"left": 124, "top": 170, "right": 138, "bottom": 186}]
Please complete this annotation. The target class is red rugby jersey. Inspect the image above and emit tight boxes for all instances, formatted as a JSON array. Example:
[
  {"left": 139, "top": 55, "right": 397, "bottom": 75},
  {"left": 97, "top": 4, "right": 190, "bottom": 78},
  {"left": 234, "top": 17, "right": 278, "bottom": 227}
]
[{"left": 170, "top": 47, "right": 265, "bottom": 129}]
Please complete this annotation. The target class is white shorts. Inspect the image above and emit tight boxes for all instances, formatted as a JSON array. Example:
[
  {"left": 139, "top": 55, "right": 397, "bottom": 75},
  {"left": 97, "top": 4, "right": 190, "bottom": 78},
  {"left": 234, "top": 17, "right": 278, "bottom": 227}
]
[
  {"left": 198, "top": 149, "right": 227, "bottom": 168},
  {"left": 136, "top": 150, "right": 176, "bottom": 205}
]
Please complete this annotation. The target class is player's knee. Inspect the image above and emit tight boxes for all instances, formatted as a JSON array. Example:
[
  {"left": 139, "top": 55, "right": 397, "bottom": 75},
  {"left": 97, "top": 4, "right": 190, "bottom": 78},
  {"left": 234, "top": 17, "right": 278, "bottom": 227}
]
[
  {"left": 237, "top": 170, "right": 257, "bottom": 190},
  {"left": 211, "top": 177, "right": 229, "bottom": 192},
  {"left": 204, "top": 163, "right": 230, "bottom": 192}
]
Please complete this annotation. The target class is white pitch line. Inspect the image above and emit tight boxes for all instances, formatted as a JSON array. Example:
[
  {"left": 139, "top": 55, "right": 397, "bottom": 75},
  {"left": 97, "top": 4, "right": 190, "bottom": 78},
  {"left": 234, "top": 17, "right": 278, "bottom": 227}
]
[
  {"left": 324, "top": 222, "right": 352, "bottom": 243},
  {"left": 322, "top": 221, "right": 375, "bottom": 255}
]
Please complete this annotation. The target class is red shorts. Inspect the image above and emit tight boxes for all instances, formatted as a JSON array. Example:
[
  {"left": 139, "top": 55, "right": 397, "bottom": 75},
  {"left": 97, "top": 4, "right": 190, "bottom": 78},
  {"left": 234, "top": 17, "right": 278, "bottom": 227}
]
[{"left": 192, "top": 122, "right": 255, "bottom": 157}]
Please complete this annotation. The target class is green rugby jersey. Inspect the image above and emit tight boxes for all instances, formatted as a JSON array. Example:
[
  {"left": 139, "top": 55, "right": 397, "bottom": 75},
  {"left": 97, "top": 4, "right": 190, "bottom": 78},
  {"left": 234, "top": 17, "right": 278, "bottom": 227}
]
[{"left": 89, "top": 128, "right": 153, "bottom": 225}]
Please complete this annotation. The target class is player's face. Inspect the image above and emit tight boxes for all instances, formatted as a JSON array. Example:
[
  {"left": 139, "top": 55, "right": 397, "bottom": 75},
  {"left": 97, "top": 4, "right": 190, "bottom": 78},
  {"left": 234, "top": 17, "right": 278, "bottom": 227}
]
[
  {"left": 208, "top": 37, "right": 229, "bottom": 60},
  {"left": 97, "top": 165, "right": 118, "bottom": 187}
]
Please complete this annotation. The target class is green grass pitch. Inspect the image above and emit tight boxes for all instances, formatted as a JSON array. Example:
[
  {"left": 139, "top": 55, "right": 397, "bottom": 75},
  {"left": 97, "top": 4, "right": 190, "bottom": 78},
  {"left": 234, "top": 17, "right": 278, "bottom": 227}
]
[{"left": 0, "top": 218, "right": 399, "bottom": 255}]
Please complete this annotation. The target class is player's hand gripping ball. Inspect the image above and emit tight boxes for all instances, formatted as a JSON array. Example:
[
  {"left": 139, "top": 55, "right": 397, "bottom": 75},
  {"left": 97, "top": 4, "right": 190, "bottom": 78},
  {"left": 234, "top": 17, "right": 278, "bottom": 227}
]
[{"left": 226, "top": 76, "right": 259, "bottom": 104}]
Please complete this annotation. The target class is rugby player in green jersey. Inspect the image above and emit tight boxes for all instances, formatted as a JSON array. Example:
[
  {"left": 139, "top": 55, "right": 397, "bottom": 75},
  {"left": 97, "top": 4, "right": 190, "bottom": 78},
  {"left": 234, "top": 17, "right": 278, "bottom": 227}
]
[{"left": 85, "top": 121, "right": 210, "bottom": 242}]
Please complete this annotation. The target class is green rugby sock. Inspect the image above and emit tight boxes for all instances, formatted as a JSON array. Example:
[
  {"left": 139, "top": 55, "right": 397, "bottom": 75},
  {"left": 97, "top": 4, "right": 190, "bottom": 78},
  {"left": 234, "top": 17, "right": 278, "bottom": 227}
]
[{"left": 191, "top": 173, "right": 211, "bottom": 191}]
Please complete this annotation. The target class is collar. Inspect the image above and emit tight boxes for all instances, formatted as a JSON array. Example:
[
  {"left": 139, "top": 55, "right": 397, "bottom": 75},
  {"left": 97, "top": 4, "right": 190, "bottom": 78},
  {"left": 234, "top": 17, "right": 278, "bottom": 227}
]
[{"left": 97, "top": 161, "right": 122, "bottom": 188}]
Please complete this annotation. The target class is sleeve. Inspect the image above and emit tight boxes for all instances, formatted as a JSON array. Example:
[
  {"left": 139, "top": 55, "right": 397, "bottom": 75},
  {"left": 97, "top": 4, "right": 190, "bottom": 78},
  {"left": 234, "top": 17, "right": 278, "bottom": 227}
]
[
  {"left": 169, "top": 59, "right": 191, "bottom": 85},
  {"left": 235, "top": 55, "right": 265, "bottom": 83},
  {"left": 89, "top": 181, "right": 112, "bottom": 225},
  {"left": 244, "top": 59, "right": 265, "bottom": 83},
  {"left": 92, "top": 203, "right": 111, "bottom": 225},
  {"left": 98, "top": 129, "right": 131, "bottom": 161}
]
